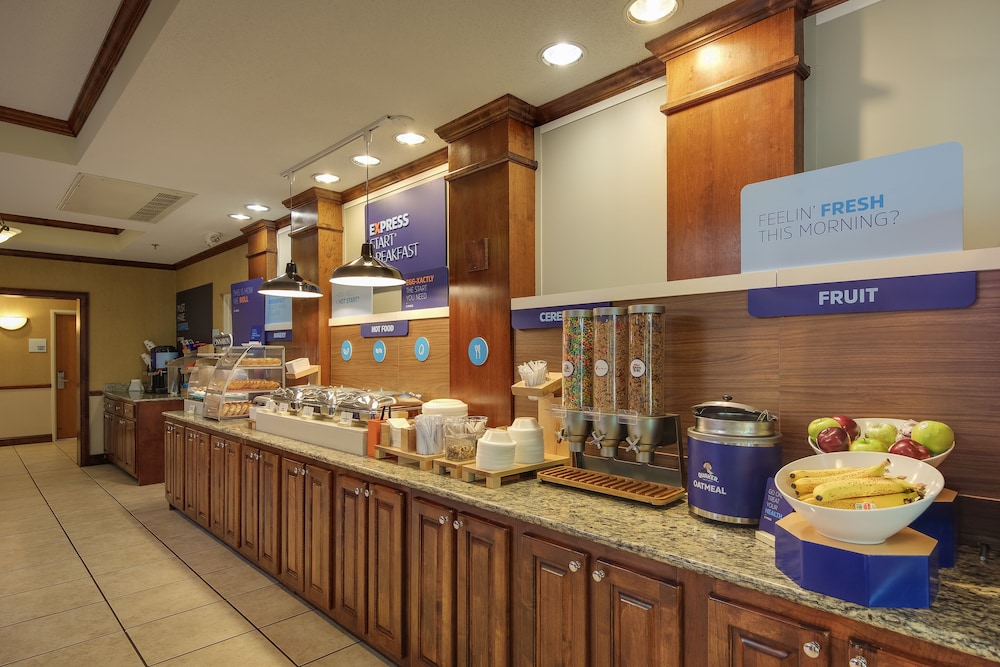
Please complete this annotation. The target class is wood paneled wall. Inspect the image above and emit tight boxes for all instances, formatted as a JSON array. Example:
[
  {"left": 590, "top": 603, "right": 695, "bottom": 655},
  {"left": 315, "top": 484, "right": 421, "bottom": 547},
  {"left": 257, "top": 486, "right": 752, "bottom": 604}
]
[{"left": 514, "top": 271, "right": 1000, "bottom": 547}]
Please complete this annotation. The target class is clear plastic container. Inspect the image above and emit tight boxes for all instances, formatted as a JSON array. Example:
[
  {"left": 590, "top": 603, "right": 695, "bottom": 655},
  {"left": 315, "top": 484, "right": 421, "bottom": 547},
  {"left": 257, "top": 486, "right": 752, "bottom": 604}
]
[
  {"left": 562, "top": 309, "right": 594, "bottom": 410},
  {"left": 592, "top": 307, "right": 629, "bottom": 413},
  {"left": 443, "top": 416, "right": 487, "bottom": 461},
  {"left": 628, "top": 304, "right": 666, "bottom": 416}
]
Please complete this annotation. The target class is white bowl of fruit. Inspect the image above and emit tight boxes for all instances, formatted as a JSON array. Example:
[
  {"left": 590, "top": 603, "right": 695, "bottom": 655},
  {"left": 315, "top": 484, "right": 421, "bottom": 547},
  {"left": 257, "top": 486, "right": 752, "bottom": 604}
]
[
  {"left": 806, "top": 416, "right": 954, "bottom": 468},
  {"left": 776, "top": 451, "right": 945, "bottom": 544}
]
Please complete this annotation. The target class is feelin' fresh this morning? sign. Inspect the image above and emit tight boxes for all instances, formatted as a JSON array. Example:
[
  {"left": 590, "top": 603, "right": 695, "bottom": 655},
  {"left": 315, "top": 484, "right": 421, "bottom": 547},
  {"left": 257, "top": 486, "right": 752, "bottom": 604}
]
[{"left": 740, "top": 142, "right": 963, "bottom": 273}]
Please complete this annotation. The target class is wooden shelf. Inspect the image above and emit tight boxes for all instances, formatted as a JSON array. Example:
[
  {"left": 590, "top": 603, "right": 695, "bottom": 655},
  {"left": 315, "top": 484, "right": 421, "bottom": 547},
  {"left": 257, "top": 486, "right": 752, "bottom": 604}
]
[
  {"left": 286, "top": 364, "right": 321, "bottom": 383},
  {"left": 511, "top": 372, "right": 562, "bottom": 398}
]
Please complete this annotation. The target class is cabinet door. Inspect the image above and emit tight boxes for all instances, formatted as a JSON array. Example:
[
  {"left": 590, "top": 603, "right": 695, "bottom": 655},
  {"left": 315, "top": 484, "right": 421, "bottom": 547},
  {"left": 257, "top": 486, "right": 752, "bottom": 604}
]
[
  {"left": 334, "top": 472, "right": 367, "bottom": 636},
  {"left": 259, "top": 449, "right": 281, "bottom": 576},
  {"left": 163, "top": 422, "right": 181, "bottom": 506},
  {"left": 185, "top": 430, "right": 211, "bottom": 528},
  {"left": 707, "top": 595, "right": 831, "bottom": 666},
  {"left": 103, "top": 410, "right": 116, "bottom": 464},
  {"left": 409, "top": 497, "right": 457, "bottom": 667},
  {"left": 209, "top": 437, "right": 227, "bottom": 539},
  {"left": 304, "top": 465, "right": 333, "bottom": 611},
  {"left": 517, "top": 534, "right": 589, "bottom": 667},
  {"left": 280, "top": 458, "right": 306, "bottom": 593},
  {"left": 848, "top": 639, "right": 948, "bottom": 667},
  {"left": 455, "top": 512, "right": 510, "bottom": 667},
  {"left": 240, "top": 445, "right": 261, "bottom": 562},
  {"left": 367, "top": 483, "right": 407, "bottom": 662},
  {"left": 591, "top": 560, "right": 681, "bottom": 667},
  {"left": 223, "top": 439, "right": 241, "bottom": 548},
  {"left": 121, "top": 418, "right": 136, "bottom": 476}
]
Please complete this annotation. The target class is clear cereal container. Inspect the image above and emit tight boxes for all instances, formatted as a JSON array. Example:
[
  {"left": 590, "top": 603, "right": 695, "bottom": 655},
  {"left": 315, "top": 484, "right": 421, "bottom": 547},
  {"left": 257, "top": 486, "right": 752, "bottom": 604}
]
[
  {"left": 627, "top": 304, "right": 665, "bottom": 416},
  {"left": 592, "top": 307, "right": 629, "bottom": 413},
  {"left": 561, "top": 309, "right": 594, "bottom": 410}
]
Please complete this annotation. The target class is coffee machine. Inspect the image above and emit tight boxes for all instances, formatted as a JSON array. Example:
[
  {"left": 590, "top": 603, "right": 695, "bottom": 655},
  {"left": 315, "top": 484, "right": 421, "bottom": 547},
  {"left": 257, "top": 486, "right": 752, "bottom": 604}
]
[{"left": 150, "top": 345, "right": 179, "bottom": 393}]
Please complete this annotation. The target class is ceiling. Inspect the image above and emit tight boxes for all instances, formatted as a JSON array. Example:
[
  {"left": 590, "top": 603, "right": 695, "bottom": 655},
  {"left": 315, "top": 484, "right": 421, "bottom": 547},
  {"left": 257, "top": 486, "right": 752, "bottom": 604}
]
[{"left": 0, "top": 0, "right": 732, "bottom": 267}]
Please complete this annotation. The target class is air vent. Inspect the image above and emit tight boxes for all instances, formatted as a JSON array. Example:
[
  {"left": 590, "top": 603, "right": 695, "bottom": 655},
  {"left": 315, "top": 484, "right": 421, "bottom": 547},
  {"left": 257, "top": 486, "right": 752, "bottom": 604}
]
[{"left": 58, "top": 174, "right": 195, "bottom": 224}]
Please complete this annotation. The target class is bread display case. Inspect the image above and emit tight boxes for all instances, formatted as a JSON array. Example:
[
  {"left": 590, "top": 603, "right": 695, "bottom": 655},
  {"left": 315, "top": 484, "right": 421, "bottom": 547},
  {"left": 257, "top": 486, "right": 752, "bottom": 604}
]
[{"left": 203, "top": 344, "right": 285, "bottom": 419}]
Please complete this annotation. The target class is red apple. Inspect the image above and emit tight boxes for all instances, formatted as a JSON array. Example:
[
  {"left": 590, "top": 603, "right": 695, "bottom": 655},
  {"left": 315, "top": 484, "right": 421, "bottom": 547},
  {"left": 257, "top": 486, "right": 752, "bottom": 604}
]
[
  {"left": 816, "top": 426, "right": 851, "bottom": 452},
  {"left": 832, "top": 414, "right": 860, "bottom": 440},
  {"left": 889, "top": 438, "right": 932, "bottom": 461}
]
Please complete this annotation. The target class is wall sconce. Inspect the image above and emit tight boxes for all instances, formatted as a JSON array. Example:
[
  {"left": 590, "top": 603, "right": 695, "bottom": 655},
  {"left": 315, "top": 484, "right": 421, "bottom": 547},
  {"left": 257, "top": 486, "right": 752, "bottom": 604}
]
[{"left": 0, "top": 316, "right": 28, "bottom": 331}]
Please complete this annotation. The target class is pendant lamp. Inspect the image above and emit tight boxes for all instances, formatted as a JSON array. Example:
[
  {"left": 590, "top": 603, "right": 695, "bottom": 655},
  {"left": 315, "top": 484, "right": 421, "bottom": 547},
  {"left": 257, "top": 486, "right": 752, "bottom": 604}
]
[
  {"left": 330, "top": 130, "right": 405, "bottom": 288},
  {"left": 258, "top": 174, "right": 324, "bottom": 298}
]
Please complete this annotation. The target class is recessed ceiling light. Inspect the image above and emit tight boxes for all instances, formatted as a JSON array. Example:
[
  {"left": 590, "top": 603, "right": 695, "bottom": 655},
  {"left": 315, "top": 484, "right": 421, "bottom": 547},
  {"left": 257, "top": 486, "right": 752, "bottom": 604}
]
[
  {"left": 228, "top": 213, "right": 252, "bottom": 221},
  {"left": 352, "top": 154, "right": 381, "bottom": 166},
  {"left": 540, "top": 42, "right": 585, "bottom": 67},
  {"left": 625, "top": 0, "right": 680, "bottom": 25},
  {"left": 394, "top": 132, "right": 426, "bottom": 146},
  {"left": 245, "top": 203, "right": 269, "bottom": 212},
  {"left": 313, "top": 173, "right": 340, "bottom": 184}
]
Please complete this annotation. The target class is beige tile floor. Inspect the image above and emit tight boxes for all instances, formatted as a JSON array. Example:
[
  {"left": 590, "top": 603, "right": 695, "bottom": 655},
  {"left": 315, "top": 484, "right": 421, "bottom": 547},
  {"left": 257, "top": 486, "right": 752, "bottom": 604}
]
[{"left": 0, "top": 441, "right": 393, "bottom": 666}]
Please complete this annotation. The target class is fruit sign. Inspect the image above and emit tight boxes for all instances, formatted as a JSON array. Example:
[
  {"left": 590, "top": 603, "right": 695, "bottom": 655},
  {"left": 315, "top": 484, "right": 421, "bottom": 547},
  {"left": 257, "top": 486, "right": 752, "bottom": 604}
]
[{"left": 740, "top": 142, "right": 963, "bottom": 273}]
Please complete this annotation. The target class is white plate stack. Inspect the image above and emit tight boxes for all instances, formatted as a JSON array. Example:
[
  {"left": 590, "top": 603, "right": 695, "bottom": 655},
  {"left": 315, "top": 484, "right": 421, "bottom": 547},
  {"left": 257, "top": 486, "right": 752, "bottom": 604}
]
[
  {"left": 509, "top": 417, "right": 545, "bottom": 464},
  {"left": 476, "top": 428, "right": 517, "bottom": 470}
]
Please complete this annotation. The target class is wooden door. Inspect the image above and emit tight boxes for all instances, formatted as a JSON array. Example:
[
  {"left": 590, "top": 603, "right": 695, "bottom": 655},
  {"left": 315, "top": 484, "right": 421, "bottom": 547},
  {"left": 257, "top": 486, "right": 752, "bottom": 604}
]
[
  {"left": 54, "top": 312, "right": 78, "bottom": 441},
  {"left": 456, "top": 512, "right": 510, "bottom": 667},
  {"left": 367, "top": 483, "right": 406, "bottom": 662},
  {"left": 259, "top": 449, "right": 281, "bottom": 576},
  {"left": 164, "top": 422, "right": 184, "bottom": 507},
  {"left": 591, "top": 560, "right": 682, "bottom": 667},
  {"left": 304, "top": 465, "right": 332, "bottom": 611},
  {"left": 280, "top": 458, "right": 306, "bottom": 593},
  {"left": 223, "top": 439, "right": 241, "bottom": 548},
  {"left": 516, "top": 534, "right": 589, "bottom": 667},
  {"left": 184, "top": 429, "right": 210, "bottom": 527},
  {"left": 409, "top": 497, "right": 457, "bottom": 667},
  {"left": 240, "top": 445, "right": 261, "bottom": 561},
  {"left": 210, "top": 437, "right": 227, "bottom": 539},
  {"left": 121, "top": 417, "right": 136, "bottom": 476},
  {"left": 333, "top": 472, "right": 367, "bottom": 636},
  {"left": 707, "top": 595, "right": 831, "bottom": 666},
  {"left": 103, "top": 409, "right": 115, "bottom": 464}
]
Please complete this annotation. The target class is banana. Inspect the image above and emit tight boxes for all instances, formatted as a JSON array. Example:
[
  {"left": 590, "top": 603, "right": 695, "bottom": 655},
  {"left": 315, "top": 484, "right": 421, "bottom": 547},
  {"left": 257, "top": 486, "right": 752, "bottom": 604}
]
[
  {"left": 788, "top": 466, "right": 864, "bottom": 479},
  {"left": 790, "top": 460, "right": 890, "bottom": 495},
  {"left": 813, "top": 476, "right": 923, "bottom": 502},
  {"left": 800, "top": 490, "right": 921, "bottom": 509}
]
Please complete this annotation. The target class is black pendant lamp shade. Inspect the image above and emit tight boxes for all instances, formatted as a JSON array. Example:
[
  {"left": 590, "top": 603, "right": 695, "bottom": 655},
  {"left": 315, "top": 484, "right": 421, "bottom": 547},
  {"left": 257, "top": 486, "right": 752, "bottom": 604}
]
[
  {"left": 330, "top": 242, "right": 405, "bottom": 287},
  {"left": 258, "top": 261, "right": 324, "bottom": 298}
]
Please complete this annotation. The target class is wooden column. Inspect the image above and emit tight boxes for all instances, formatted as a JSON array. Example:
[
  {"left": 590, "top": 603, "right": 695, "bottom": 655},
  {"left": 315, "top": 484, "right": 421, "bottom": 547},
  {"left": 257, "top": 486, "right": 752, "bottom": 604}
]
[
  {"left": 283, "top": 187, "right": 343, "bottom": 377},
  {"left": 436, "top": 95, "right": 537, "bottom": 426},
  {"left": 646, "top": 0, "right": 809, "bottom": 280},
  {"left": 241, "top": 218, "right": 277, "bottom": 281}
]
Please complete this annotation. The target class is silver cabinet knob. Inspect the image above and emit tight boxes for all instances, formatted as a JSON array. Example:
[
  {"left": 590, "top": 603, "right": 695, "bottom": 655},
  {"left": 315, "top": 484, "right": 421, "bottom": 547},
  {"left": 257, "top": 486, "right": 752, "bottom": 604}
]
[
  {"left": 592, "top": 569, "right": 606, "bottom": 582},
  {"left": 364, "top": 488, "right": 371, "bottom": 497},
  {"left": 803, "top": 641, "right": 821, "bottom": 659},
  {"left": 438, "top": 516, "right": 448, "bottom": 525},
  {"left": 453, "top": 520, "right": 464, "bottom": 530},
  {"left": 568, "top": 560, "right": 581, "bottom": 573},
  {"left": 354, "top": 487, "right": 361, "bottom": 495},
  {"left": 849, "top": 658, "right": 867, "bottom": 667}
]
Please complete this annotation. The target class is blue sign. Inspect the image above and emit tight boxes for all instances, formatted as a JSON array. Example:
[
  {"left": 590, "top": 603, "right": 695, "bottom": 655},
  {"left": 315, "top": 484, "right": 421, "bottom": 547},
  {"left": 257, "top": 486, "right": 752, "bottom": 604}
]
[
  {"left": 403, "top": 266, "right": 449, "bottom": 311},
  {"left": 361, "top": 321, "right": 409, "bottom": 338},
  {"left": 748, "top": 272, "right": 976, "bottom": 318},
  {"left": 741, "top": 143, "right": 963, "bottom": 273},
  {"left": 231, "top": 278, "right": 265, "bottom": 345},
  {"left": 372, "top": 340, "right": 387, "bottom": 363},
  {"left": 414, "top": 337, "right": 430, "bottom": 362},
  {"left": 340, "top": 341, "right": 353, "bottom": 361},
  {"left": 511, "top": 302, "right": 611, "bottom": 330},
  {"left": 468, "top": 337, "right": 489, "bottom": 366},
  {"left": 366, "top": 177, "right": 446, "bottom": 276}
]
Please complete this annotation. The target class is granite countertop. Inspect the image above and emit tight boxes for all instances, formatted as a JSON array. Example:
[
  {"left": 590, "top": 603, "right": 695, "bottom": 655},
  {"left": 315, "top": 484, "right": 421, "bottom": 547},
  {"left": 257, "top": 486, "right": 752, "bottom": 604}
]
[
  {"left": 105, "top": 389, "right": 184, "bottom": 403},
  {"left": 167, "top": 412, "right": 1000, "bottom": 663}
]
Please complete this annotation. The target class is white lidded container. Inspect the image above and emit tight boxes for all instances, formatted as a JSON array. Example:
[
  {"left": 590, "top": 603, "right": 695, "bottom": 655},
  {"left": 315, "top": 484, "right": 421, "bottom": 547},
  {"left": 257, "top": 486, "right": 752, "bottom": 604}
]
[
  {"left": 421, "top": 398, "right": 469, "bottom": 418},
  {"left": 508, "top": 417, "right": 545, "bottom": 464}
]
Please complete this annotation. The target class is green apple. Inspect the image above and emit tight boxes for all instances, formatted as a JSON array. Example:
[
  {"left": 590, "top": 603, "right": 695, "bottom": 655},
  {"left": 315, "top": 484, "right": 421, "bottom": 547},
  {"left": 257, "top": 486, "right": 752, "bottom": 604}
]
[
  {"left": 850, "top": 437, "right": 889, "bottom": 453},
  {"left": 864, "top": 422, "right": 898, "bottom": 447},
  {"left": 808, "top": 417, "right": 840, "bottom": 441},
  {"left": 910, "top": 420, "right": 955, "bottom": 455}
]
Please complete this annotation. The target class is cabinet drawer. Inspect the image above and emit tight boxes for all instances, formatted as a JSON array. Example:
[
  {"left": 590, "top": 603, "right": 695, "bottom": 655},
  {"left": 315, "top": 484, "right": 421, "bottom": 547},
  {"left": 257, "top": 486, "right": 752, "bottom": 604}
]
[{"left": 121, "top": 402, "right": 135, "bottom": 419}]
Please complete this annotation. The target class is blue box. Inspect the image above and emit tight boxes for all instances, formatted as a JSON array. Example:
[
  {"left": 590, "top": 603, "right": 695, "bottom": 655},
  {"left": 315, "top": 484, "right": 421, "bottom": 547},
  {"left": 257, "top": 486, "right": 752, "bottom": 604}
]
[
  {"left": 909, "top": 488, "right": 957, "bottom": 568},
  {"left": 775, "top": 513, "right": 939, "bottom": 608}
]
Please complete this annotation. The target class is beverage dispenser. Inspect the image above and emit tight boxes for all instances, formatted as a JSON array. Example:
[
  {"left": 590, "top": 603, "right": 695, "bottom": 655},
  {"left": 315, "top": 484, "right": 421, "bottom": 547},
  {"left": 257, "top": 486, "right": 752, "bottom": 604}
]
[{"left": 150, "top": 345, "right": 179, "bottom": 393}]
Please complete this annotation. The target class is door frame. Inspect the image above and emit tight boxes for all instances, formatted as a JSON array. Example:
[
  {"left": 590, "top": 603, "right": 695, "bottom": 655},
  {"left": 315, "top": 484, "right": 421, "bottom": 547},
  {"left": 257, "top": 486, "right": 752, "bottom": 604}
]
[
  {"left": 51, "top": 309, "right": 79, "bottom": 443},
  {"left": 1, "top": 287, "right": 91, "bottom": 466}
]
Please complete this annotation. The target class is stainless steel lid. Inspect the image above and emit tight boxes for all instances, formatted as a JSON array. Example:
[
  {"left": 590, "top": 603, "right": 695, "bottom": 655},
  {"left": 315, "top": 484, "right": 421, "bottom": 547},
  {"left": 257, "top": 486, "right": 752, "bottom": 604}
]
[{"left": 692, "top": 395, "right": 778, "bottom": 437}]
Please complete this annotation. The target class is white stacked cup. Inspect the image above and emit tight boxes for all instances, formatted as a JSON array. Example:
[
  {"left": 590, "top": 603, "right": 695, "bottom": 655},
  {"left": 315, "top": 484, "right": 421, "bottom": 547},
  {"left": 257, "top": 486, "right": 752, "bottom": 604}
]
[{"left": 508, "top": 417, "right": 545, "bottom": 464}]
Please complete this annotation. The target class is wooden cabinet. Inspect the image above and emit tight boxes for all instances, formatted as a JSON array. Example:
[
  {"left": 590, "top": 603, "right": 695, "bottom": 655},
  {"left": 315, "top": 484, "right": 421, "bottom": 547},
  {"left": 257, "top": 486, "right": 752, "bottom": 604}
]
[
  {"left": 279, "top": 457, "right": 333, "bottom": 611},
  {"left": 516, "top": 533, "right": 682, "bottom": 667},
  {"left": 164, "top": 421, "right": 184, "bottom": 507},
  {"left": 183, "top": 427, "right": 211, "bottom": 528},
  {"left": 239, "top": 444, "right": 280, "bottom": 576},
  {"left": 333, "top": 472, "right": 407, "bottom": 663},
  {"left": 104, "top": 395, "right": 181, "bottom": 484},
  {"left": 409, "top": 496, "right": 511, "bottom": 667},
  {"left": 209, "top": 434, "right": 241, "bottom": 548},
  {"left": 707, "top": 595, "right": 831, "bottom": 666}
]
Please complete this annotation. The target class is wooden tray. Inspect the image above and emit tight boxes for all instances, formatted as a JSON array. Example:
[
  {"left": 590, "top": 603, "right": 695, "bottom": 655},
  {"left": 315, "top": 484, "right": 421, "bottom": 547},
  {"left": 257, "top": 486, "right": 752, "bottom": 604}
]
[
  {"left": 510, "top": 373, "right": 562, "bottom": 398},
  {"left": 460, "top": 454, "right": 569, "bottom": 489},
  {"left": 431, "top": 457, "right": 469, "bottom": 478},
  {"left": 537, "top": 466, "right": 686, "bottom": 506},
  {"left": 374, "top": 444, "right": 439, "bottom": 471}
]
